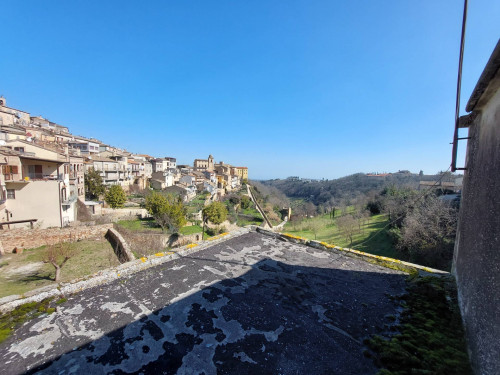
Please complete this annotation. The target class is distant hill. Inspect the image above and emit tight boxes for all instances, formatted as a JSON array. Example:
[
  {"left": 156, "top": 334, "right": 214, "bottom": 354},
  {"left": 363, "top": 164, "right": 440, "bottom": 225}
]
[{"left": 259, "top": 172, "right": 454, "bottom": 206}]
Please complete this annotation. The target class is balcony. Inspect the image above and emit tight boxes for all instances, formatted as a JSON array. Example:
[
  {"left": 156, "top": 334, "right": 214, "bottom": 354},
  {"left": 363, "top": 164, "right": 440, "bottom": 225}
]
[
  {"left": 18, "top": 151, "right": 36, "bottom": 157},
  {"left": 2, "top": 173, "right": 22, "bottom": 181},
  {"left": 69, "top": 172, "right": 83, "bottom": 179},
  {"left": 23, "top": 173, "right": 64, "bottom": 181},
  {"left": 61, "top": 195, "right": 77, "bottom": 206},
  {"left": 105, "top": 172, "right": 119, "bottom": 180}
]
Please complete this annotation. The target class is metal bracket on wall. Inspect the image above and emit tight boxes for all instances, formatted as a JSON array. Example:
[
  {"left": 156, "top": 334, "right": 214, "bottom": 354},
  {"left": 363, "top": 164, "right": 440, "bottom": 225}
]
[{"left": 451, "top": 113, "right": 475, "bottom": 172}]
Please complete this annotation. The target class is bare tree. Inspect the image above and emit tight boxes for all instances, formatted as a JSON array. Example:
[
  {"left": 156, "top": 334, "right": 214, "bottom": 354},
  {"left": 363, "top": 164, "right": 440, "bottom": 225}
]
[
  {"left": 397, "top": 195, "right": 458, "bottom": 268},
  {"left": 43, "top": 239, "right": 76, "bottom": 282},
  {"left": 361, "top": 210, "right": 371, "bottom": 232},
  {"left": 336, "top": 214, "right": 359, "bottom": 248},
  {"left": 352, "top": 208, "right": 363, "bottom": 231},
  {"left": 308, "top": 220, "right": 322, "bottom": 240},
  {"left": 304, "top": 202, "right": 317, "bottom": 217}
]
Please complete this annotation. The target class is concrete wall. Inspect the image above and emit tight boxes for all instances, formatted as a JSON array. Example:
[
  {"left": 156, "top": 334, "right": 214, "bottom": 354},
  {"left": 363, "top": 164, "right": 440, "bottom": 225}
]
[
  {"left": 6, "top": 140, "right": 64, "bottom": 161},
  {"left": 0, "top": 223, "right": 113, "bottom": 253},
  {"left": 3, "top": 180, "right": 62, "bottom": 228},
  {"left": 452, "top": 83, "right": 500, "bottom": 374}
]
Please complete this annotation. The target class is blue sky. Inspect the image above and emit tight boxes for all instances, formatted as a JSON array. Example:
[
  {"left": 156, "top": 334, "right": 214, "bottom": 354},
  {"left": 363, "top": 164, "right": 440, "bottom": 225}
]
[{"left": 1, "top": 1, "right": 499, "bottom": 179}]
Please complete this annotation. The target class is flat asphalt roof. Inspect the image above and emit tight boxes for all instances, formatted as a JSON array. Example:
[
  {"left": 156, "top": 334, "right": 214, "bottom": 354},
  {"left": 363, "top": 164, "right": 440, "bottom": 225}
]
[{"left": 0, "top": 231, "right": 407, "bottom": 374}]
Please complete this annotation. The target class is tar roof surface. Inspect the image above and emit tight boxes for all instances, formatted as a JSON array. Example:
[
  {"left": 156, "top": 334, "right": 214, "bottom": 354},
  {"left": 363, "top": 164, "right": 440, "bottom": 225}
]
[{"left": 0, "top": 231, "right": 407, "bottom": 375}]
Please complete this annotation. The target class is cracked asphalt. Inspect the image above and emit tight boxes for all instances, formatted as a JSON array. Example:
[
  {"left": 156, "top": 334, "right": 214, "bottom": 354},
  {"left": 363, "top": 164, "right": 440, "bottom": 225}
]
[{"left": 0, "top": 231, "right": 407, "bottom": 375}]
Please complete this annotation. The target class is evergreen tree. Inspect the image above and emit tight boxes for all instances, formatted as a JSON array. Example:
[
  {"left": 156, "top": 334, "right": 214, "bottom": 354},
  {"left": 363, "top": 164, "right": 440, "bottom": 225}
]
[
  {"left": 145, "top": 192, "right": 187, "bottom": 233},
  {"left": 105, "top": 185, "right": 127, "bottom": 208},
  {"left": 85, "top": 168, "right": 105, "bottom": 200}
]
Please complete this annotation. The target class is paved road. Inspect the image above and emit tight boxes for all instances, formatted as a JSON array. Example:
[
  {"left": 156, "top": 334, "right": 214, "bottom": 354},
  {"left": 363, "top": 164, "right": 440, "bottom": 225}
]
[{"left": 0, "top": 231, "right": 406, "bottom": 374}]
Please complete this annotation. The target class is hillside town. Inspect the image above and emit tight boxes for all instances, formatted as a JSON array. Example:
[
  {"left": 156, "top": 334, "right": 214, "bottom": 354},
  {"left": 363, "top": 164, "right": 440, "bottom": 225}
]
[{"left": 0, "top": 96, "right": 248, "bottom": 229}]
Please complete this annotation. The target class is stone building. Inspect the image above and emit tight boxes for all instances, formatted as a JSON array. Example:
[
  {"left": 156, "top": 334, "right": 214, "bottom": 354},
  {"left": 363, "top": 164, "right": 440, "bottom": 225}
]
[
  {"left": 194, "top": 154, "right": 214, "bottom": 172},
  {"left": 232, "top": 166, "right": 248, "bottom": 180},
  {"left": 0, "top": 97, "right": 30, "bottom": 128}
]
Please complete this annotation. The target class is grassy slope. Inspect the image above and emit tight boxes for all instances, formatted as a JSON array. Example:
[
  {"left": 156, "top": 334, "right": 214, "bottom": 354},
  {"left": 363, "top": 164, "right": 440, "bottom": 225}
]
[
  {"left": 237, "top": 206, "right": 264, "bottom": 226},
  {"left": 186, "top": 195, "right": 207, "bottom": 215},
  {"left": 366, "top": 276, "right": 472, "bottom": 374},
  {"left": 117, "top": 219, "right": 205, "bottom": 236},
  {"left": 0, "top": 240, "right": 120, "bottom": 298},
  {"left": 117, "top": 218, "right": 163, "bottom": 232},
  {"left": 284, "top": 213, "right": 401, "bottom": 259},
  {"left": 179, "top": 225, "right": 203, "bottom": 235}
]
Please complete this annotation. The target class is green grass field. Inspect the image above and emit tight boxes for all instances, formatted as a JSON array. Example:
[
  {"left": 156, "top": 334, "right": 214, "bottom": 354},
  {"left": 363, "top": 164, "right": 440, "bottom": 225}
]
[
  {"left": 237, "top": 205, "right": 264, "bottom": 226},
  {"left": 0, "top": 240, "right": 120, "bottom": 298},
  {"left": 118, "top": 218, "right": 208, "bottom": 236},
  {"left": 185, "top": 194, "right": 208, "bottom": 215},
  {"left": 284, "top": 213, "right": 401, "bottom": 259},
  {"left": 179, "top": 225, "right": 203, "bottom": 235},
  {"left": 117, "top": 218, "right": 163, "bottom": 232}
]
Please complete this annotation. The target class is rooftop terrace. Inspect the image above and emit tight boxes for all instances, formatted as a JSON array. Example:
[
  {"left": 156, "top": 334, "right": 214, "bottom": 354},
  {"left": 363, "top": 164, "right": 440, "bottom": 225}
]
[{"left": 0, "top": 230, "right": 411, "bottom": 374}]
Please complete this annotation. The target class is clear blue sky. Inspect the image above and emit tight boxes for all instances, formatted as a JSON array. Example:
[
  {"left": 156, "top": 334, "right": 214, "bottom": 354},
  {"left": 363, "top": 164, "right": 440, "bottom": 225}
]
[{"left": 1, "top": 1, "right": 499, "bottom": 179}]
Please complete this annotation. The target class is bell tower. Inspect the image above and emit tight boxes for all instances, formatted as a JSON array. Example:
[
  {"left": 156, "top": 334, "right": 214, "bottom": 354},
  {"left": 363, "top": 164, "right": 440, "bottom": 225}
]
[{"left": 208, "top": 154, "right": 214, "bottom": 171}]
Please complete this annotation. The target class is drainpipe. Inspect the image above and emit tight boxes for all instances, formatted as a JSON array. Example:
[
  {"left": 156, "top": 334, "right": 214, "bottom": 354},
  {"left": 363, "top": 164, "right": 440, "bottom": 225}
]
[
  {"left": 5, "top": 209, "right": 10, "bottom": 229},
  {"left": 58, "top": 180, "right": 63, "bottom": 228}
]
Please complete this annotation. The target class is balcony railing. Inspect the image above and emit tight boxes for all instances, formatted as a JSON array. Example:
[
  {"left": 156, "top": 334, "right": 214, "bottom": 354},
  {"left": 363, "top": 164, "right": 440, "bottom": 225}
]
[
  {"left": 61, "top": 195, "right": 77, "bottom": 206},
  {"left": 3, "top": 173, "right": 22, "bottom": 181},
  {"left": 23, "top": 173, "right": 64, "bottom": 181},
  {"left": 19, "top": 151, "right": 36, "bottom": 157}
]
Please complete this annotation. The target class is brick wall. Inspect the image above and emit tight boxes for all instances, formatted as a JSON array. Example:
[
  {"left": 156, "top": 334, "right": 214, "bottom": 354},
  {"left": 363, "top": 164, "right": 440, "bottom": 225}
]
[{"left": 0, "top": 224, "right": 113, "bottom": 253}]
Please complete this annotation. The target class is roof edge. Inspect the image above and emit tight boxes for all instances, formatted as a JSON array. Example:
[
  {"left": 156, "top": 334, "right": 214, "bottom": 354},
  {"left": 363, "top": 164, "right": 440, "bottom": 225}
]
[{"left": 466, "top": 39, "right": 500, "bottom": 112}]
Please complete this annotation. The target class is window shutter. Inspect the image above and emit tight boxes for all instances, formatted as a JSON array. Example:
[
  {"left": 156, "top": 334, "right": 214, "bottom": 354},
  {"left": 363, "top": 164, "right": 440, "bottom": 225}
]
[{"left": 11, "top": 166, "right": 18, "bottom": 174}]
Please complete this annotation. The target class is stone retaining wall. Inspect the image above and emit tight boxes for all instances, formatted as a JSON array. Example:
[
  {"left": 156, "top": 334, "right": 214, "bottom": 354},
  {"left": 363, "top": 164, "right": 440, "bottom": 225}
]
[
  {"left": 113, "top": 224, "right": 203, "bottom": 257},
  {"left": 0, "top": 224, "right": 113, "bottom": 254},
  {"left": 105, "top": 228, "right": 135, "bottom": 263},
  {"left": 101, "top": 207, "right": 149, "bottom": 220}
]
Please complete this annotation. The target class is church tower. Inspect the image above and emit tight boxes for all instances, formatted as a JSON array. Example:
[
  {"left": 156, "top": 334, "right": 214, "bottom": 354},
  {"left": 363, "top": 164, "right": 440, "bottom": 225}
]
[{"left": 208, "top": 154, "right": 214, "bottom": 171}]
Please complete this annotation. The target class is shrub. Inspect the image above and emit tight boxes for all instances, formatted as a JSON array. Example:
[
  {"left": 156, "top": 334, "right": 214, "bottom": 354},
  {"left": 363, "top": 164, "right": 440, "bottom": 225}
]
[
  {"left": 240, "top": 195, "right": 252, "bottom": 209},
  {"left": 366, "top": 200, "right": 383, "bottom": 215},
  {"left": 105, "top": 185, "right": 127, "bottom": 208},
  {"left": 205, "top": 227, "right": 217, "bottom": 236},
  {"left": 202, "top": 202, "right": 228, "bottom": 225},
  {"left": 145, "top": 192, "right": 187, "bottom": 233}
]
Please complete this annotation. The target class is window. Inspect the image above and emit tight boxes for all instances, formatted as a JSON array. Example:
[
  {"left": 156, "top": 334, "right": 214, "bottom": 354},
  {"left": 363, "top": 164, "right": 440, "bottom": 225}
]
[
  {"left": 2, "top": 165, "right": 18, "bottom": 175},
  {"left": 14, "top": 147, "right": 25, "bottom": 153},
  {"left": 7, "top": 189, "right": 15, "bottom": 199},
  {"left": 28, "top": 165, "right": 43, "bottom": 179}
]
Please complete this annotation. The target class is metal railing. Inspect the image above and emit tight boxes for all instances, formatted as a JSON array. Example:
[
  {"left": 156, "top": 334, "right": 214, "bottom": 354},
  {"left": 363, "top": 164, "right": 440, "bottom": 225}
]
[{"left": 24, "top": 173, "right": 64, "bottom": 180}]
